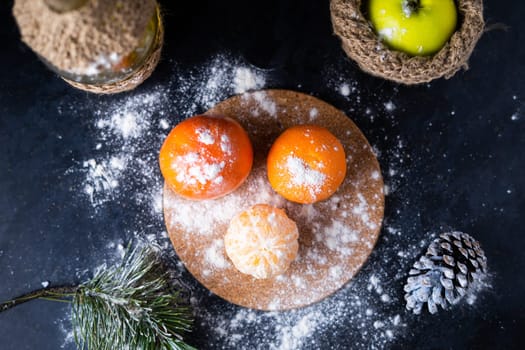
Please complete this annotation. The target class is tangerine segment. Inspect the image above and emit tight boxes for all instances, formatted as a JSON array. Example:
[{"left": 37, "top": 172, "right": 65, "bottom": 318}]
[
  {"left": 224, "top": 204, "right": 299, "bottom": 279},
  {"left": 267, "top": 125, "right": 346, "bottom": 204},
  {"left": 159, "top": 115, "right": 253, "bottom": 200}
]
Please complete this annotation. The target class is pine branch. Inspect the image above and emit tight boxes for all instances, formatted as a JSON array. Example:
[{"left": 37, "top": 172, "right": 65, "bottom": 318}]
[
  {"left": 0, "top": 286, "right": 77, "bottom": 312},
  {"left": 72, "top": 245, "right": 195, "bottom": 350},
  {"left": 0, "top": 244, "right": 195, "bottom": 350}
]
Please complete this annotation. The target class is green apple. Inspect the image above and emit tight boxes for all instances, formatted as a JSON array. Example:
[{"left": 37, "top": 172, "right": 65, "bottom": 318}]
[{"left": 368, "top": 0, "right": 457, "bottom": 56}]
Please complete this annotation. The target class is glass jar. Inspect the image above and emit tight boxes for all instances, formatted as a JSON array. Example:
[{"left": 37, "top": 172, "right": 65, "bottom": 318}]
[{"left": 42, "top": 2, "right": 161, "bottom": 86}]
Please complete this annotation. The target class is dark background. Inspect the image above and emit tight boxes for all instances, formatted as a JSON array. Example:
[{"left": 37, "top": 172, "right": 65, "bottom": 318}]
[{"left": 1, "top": 0, "right": 524, "bottom": 349}]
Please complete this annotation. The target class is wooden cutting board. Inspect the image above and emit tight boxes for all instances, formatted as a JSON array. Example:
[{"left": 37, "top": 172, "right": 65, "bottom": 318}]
[{"left": 163, "top": 90, "right": 384, "bottom": 310}]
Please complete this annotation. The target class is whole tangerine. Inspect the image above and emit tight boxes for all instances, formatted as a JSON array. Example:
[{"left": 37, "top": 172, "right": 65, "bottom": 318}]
[
  {"left": 159, "top": 114, "right": 253, "bottom": 200},
  {"left": 267, "top": 124, "right": 346, "bottom": 204},
  {"left": 224, "top": 204, "right": 299, "bottom": 279}
]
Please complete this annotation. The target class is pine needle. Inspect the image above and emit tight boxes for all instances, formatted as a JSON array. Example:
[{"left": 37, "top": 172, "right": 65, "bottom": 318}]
[{"left": 71, "top": 245, "right": 195, "bottom": 350}]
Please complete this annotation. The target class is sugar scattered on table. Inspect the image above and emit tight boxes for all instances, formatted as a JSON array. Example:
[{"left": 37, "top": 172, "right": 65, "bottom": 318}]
[
  {"left": 233, "top": 67, "right": 266, "bottom": 94},
  {"left": 159, "top": 118, "right": 170, "bottom": 130},
  {"left": 59, "top": 52, "right": 493, "bottom": 350},
  {"left": 384, "top": 101, "right": 396, "bottom": 112},
  {"left": 339, "top": 83, "right": 351, "bottom": 97},
  {"left": 380, "top": 294, "right": 391, "bottom": 303},
  {"left": 74, "top": 58, "right": 269, "bottom": 213},
  {"left": 174, "top": 54, "right": 269, "bottom": 113}
]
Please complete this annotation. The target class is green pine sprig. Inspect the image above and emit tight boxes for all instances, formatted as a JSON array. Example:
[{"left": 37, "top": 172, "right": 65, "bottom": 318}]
[{"left": 1, "top": 244, "right": 195, "bottom": 350}]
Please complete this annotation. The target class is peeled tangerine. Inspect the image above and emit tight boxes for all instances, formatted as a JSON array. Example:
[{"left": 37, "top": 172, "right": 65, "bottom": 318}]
[
  {"left": 224, "top": 204, "right": 299, "bottom": 279},
  {"left": 267, "top": 125, "right": 346, "bottom": 204},
  {"left": 159, "top": 114, "right": 253, "bottom": 200}
]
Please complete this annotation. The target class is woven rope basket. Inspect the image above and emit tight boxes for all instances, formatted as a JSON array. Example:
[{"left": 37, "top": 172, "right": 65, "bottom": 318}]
[{"left": 330, "top": 0, "right": 484, "bottom": 84}]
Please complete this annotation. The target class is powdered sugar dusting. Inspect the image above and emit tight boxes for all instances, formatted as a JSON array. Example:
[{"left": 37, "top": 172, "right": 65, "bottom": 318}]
[
  {"left": 81, "top": 158, "right": 122, "bottom": 206},
  {"left": 172, "top": 54, "right": 269, "bottom": 114},
  {"left": 164, "top": 90, "right": 385, "bottom": 313},
  {"left": 384, "top": 101, "right": 396, "bottom": 112},
  {"left": 165, "top": 169, "right": 285, "bottom": 236},
  {"left": 96, "top": 110, "right": 148, "bottom": 140},
  {"left": 54, "top": 51, "right": 492, "bottom": 350},
  {"left": 286, "top": 156, "right": 326, "bottom": 192},
  {"left": 192, "top": 274, "right": 409, "bottom": 350},
  {"left": 339, "top": 83, "right": 351, "bottom": 97},
  {"left": 67, "top": 89, "right": 168, "bottom": 210},
  {"left": 173, "top": 153, "right": 225, "bottom": 186},
  {"left": 196, "top": 127, "right": 216, "bottom": 145},
  {"left": 233, "top": 67, "right": 266, "bottom": 94},
  {"left": 309, "top": 108, "right": 319, "bottom": 121},
  {"left": 320, "top": 220, "right": 358, "bottom": 255},
  {"left": 204, "top": 239, "right": 229, "bottom": 270},
  {"left": 68, "top": 54, "right": 269, "bottom": 212},
  {"left": 242, "top": 90, "right": 278, "bottom": 117}
]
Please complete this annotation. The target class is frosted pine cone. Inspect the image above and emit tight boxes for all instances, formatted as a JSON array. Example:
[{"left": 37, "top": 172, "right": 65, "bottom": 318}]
[{"left": 404, "top": 232, "right": 487, "bottom": 314}]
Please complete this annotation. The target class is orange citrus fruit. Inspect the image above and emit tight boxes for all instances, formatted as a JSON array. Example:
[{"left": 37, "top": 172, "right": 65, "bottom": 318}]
[
  {"left": 159, "top": 114, "right": 253, "bottom": 200},
  {"left": 224, "top": 204, "right": 299, "bottom": 279},
  {"left": 267, "top": 125, "right": 346, "bottom": 204}
]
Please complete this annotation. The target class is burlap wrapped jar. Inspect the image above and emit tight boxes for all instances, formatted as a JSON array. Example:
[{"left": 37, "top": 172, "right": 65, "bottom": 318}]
[
  {"left": 330, "top": 0, "right": 484, "bottom": 84},
  {"left": 13, "top": 0, "right": 164, "bottom": 94}
]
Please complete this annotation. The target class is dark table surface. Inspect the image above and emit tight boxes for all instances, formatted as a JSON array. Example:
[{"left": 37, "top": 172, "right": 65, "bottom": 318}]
[{"left": 1, "top": 0, "right": 524, "bottom": 349}]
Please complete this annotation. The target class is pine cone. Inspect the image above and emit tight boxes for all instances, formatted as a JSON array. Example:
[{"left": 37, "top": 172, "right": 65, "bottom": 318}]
[{"left": 404, "top": 232, "right": 487, "bottom": 314}]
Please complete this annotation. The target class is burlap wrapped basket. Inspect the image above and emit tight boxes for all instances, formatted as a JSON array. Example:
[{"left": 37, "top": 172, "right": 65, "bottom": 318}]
[{"left": 330, "top": 0, "right": 484, "bottom": 84}]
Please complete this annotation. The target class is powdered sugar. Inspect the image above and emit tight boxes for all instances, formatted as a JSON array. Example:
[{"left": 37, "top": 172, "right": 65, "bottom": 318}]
[
  {"left": 248, "top": 90, "right": 278, "bottom": 116},
  {"left": 277, "top": 313, "right": 318, "bottom": 350},
  {"left": 172, "top": 54, "right": 269, "bottom": 114},
  {"left": 56, "top": 52, "right": 492, "bottom": 350},
  {"left": 384, "top": 101, "right": 396, "bottom": 112},
  {"left": 204, "top": 239, "right": 229, "bottom": 270},
  {"left": 321, "top": 220, "right": 358, "bottom": 255},
  {"left": 65, "top": 88, "right": 169, "bottom": 210},
  {"left": 192, "top": 272, "right": 409, "bottom": 350},
  {"left": 174, "top": 153, "right": 225, "bottom": 186},
  {"left": 233, "top": 67, "right": 266, "bottom": 94},
  {"left": 309, "top": 108, "right": 319, "bottom": 120},
  {"left": 220, "top": 134, "right": 232, "bottom": 154},
  {"left": 165, "top": 173, "right": 284, "bottom": 237},
  {"left": 286, "top": 156, "right": 326, "bottom": 191},
  {"left": 339, "top": 83, "right": 351, "bottom": 97},
  {"left": 96, "top": 110, "right": 148, "bottom": 139},
  {"left": 67, "top": 54, "right": 269, "bottom": 212},
  {"left": 163, "top": 90, "right": 385, "bottom": 314},
  {"left": 196, "top": 127, "right": 216, "bottom": 145},
  {"left": 81, "top": 158, "right": 121, "bottom": 206}
]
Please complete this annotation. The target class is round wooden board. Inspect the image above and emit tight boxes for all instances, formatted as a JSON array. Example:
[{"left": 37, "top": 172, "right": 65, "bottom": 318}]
[{"left": 163, "top": 90, "right": 384, "bottom": 310}]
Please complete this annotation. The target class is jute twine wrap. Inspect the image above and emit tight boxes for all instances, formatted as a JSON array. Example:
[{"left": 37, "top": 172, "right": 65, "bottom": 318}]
[
  {"left": 330, "top": 0, "right": 484, "bottom": 84},
  {"left": 13, "top": 0, "right": 163, "bottom": 94}
]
